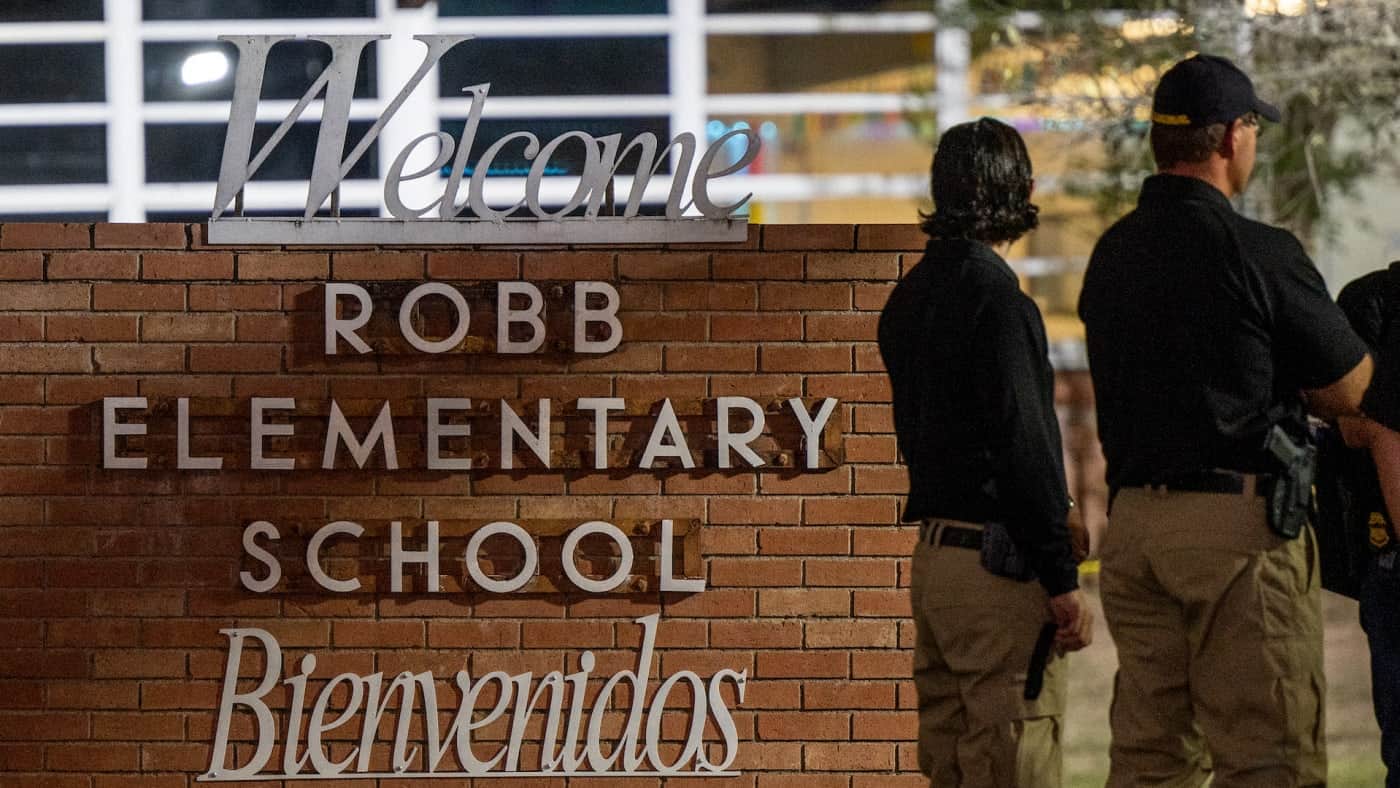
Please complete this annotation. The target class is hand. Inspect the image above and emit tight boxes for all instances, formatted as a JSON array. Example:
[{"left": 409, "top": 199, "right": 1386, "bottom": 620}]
[
  {"left": 1048, "top": 589, "right": 1093, "bottom": 654},
  {"left": 1067, "top": 506, "right": 1091, "bottom": 564}
]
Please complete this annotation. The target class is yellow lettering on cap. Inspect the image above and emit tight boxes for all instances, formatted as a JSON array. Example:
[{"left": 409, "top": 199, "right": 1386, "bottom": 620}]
[
  {"left": 1370, "top": 511, "right": 1391, "bottom": 548},
  {"left": 1151, "top": 112, "right": 1192, "bottom": 126}
]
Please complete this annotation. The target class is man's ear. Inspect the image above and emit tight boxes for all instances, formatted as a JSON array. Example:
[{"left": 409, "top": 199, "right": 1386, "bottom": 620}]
[{"left": 1220, "top": 119, "right": 1241, "bottom": 160}]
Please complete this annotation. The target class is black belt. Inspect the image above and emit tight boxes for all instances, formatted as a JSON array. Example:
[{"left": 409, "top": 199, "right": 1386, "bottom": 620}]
[
  {"left": 1125, "top": 470, "right": 1274, "bottom": 496},
  {"left": 919, "top": 520, "right": 984, "bottom": 550}
]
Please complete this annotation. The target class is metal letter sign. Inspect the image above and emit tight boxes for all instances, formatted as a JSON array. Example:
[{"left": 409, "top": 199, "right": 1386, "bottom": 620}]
[{"left": 205, "top": 35, "right": 756, "bottom": 245}]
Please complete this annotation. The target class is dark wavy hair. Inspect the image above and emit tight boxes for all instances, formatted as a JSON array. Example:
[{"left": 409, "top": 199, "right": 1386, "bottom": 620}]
[{"left": 920, "top": 117, "right": 1039, "bottom": 244}]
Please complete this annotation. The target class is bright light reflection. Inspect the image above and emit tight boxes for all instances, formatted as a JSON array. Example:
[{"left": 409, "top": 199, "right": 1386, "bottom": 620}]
[{"left": 181, "top": 50, "right": 230, "bottom": 86}]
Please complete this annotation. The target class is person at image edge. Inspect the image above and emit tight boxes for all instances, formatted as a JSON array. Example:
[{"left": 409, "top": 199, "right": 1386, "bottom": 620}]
[
  {"left": 1078, "top": 54, "right": 1373, "bottom": 787},
  {"left": 878, "top": 117, "right": 1093, "bottom": 788}
]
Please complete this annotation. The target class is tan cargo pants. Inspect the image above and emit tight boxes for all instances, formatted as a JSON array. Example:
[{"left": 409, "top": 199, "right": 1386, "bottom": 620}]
[
  {"left": 1101, "top": 486, "right": 1327, "bottom": 787},
  {"left": 911, "top": 520, "right": 1067, "bottom": 787}
]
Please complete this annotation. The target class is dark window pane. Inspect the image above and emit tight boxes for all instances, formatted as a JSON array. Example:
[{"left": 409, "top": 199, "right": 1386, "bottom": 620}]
[
  {"left": 144, "top": 40, "right": 376, "bottom": 102},
  {"left": 441, "top": 0, "right": 664, "bottom": 14},
  {"left": 709, "top": 33, "right": 932, "bottom": 93},
  {"left": 439, "top": 117, "right": 670, "bottom": 177},
  {"left": 0, "top": 126, "right": 106, "bottom": 184},
  {"left": 439, "top": 38, "right": 667, "bottom": 97},
  {"left": 143, "top": 0, "right": 373, "bottom": 19},
  {"left": 145, "top": 121, "right": 379, "bottom": 183},
  {"left": 0, "top": 0, "right": 102, "bottom": 21},
  {"left": 0, "top": 213, "right": 107, "bottom": 221},
  {"left": 0, "top": 45, "right": 104, "bottom": 103}
]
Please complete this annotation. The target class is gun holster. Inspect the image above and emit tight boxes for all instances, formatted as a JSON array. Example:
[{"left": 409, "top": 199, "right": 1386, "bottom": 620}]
[
  {"left": 980, "top": 521, "right": 1037, "bottom": 581},
  {"left": 1264, "top": 423, "right": 1317, "bottom": 540}
]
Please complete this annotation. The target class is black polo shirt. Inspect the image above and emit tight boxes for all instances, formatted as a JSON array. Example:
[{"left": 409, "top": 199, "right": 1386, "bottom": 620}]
[
  {"left": 1078, "top": 174, "right": 1367, "bottom": 491},
  {"left": 878, "top": 238, "right": 1078, "bottom": 596}
]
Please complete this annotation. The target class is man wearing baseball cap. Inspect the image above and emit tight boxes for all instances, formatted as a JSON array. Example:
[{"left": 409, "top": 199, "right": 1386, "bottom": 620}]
[{"left": 1079, "top": 54, "right": 1373, "bottom": 786}]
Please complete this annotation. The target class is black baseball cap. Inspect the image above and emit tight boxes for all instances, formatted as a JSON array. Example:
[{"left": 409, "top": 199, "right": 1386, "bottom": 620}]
[{"left": 1151, "top": 54, "right": 1281, "bottom": 127}]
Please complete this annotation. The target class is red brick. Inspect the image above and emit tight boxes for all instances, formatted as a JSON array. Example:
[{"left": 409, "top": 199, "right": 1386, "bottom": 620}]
[
  {"left": 806, "top": 558, "right": 898, "bottom": 587},
  {"left": 428, "top": 621, "right": 520, "bottom": 648},
  {"left": 141, "top": 313, "right": 235, "bottom": 342},
  {"left": 805, "top": 497, "right": 898, "bottom": 526},
  {"left": 188, "top": 344, "right": 280, "bottom": 373},
  {"left": 756, "top": 650, "right": 847, "bottom": 679},
  {"left": 713, "top": 251, "right": 803, "bottom": 281},
  {"left": 0, "top": 345, "right": 92, "bottom": 373},
  {"left": 47, "top": 252, "right": 138, "bottom": 280},
  {"left": 807, "top": 252, "right": 900, "bottom": 281},
  {"left": 664, "top": 589, "right": 755, "bottom": 618},
  {"left": 664, "top": 282, "right": 756, "bottom": 310},
  {"left": 853, "top": 528, "right": 918, "bottom": 556},
  {"left": 711, "top": 620, "right": 802, "bottom": 648},
  {"left": 854, "top": 282, "right": 896, "bottom": 310},
  {"left": 760, "top": 527, "right": 849, "bottom": 555},
  {"left": 758, "top": 588, "right": 849, "bottom": 617},
  {"left": 857, "top": 223, "right": 927, "bottom": 251},
  {"left": 806, "top": 313, "right": 879, "bottom": 341},
  {"left": 0, "top": 283, "right": 88, "bottom": 310},
  {"left": 759, "top": 282, "right": 850, "bottom": 310},
  {"left": 426, "top": 251, "right": 520, "bottom": 280},
  {"left": 664, "top": 344, "right": 755, "bottom": 372},
  {"left": 710, "top": 497, "right": 802, "bottom": 525},
  {"left": 618, "top": 251, "right": 709, "bottom": 280},
  {"left": 855, "top": 466, "right": 906, "bottom": 494},
  {"left": 805, "top": 681, "right": 898, "bottom": 709},
  {"left": 331, "top": 251, "right": 424, "bottom": 280},
  {"left": 189, "top": 283, "right": 280, "bottom": 311},
  {"left": 0, "top": 314, "right": 41, "bottom": 342},
  {"left": 92, "top": 344, "right": 185, "bottom": 373},
  {"left": 808, "top": 374, "right": 892, "bottom": 403},
  {"left": 47, "top": 741, "right": 141, "bottom": 771},
  {"left": 1, "top": 223, "right": 88, "bottom": 249},
  {"left": 711, "top": 313, "right": 802, "bottom": 341},
  {"left": 332, "top": 620, "right": 424, "bottom": 647},
  {"left": 141, "top": 252, "right": 234, "bottom": 280},
  {"left": 763, "top": 224, "right": 855, "bottom": 251},
  {"left": 844, "top": 434, "right": 898, "bottom": 463},
  {"left": 758, "top": 710, "right": 850, "bottom": 740},
  {"left": 761, "top": 344, "right": 850, "bottom": 372},
  {"left": 619, "top": 312, "right": 707, "bottom": 342},
  {"left": 0, "top": 251, "right": 44, "bottom": 280},
  {"left": 92, "top": 651, "right": 184, "bottom": 679},
  {"left": 46, "top": 314, "right": 138, "bottom": 342},
  {"left": 238, "top": 252, "right": 328, "bottom": 280},
  {"left": 805, "top": 742, "right": 895, "bottom": 770},
  {"left": 522, "top": 251, "right": 613, "bottom": 280},
  {"left": 94, "top": 222, "right": 187, "bottom": 249},
  {"left": 0, "top": 712, "right": 89, "bottom": 740},
  {"left": 852, "top": 650, "right": 910, "bottom": 679},
  {"left": 91, "top": 712, "right": 185, "bottom": 740},
  {"left": 710, "top": 558, "right": 803, "bottom": 588},
  {"left": 807, "top": 620, "right": 898, "bottom": 648},
  {"left": 93, "top": 283, "right": 184, "bottom": 311}
]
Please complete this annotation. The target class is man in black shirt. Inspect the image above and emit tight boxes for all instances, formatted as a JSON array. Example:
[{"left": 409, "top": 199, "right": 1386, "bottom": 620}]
[
  {"left": 879, "top": 117, "right": 1091, "bottom": 787},
  {"left": 1078, "top": 54, "right": 1372, "bottom": 787}
]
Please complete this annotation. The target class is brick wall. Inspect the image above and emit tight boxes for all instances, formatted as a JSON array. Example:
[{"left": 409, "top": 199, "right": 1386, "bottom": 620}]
[{"left": 0, "top": 222, "right": 1105, "bottom": 787}]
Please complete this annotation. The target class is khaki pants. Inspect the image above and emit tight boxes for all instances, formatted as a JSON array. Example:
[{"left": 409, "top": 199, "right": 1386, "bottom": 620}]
[
  {"left": 1101, "top": 486, "right": 1327, "bottom": 788},
  {"left": 911, "top": 521, "right": 1067, "bottom": 787}
]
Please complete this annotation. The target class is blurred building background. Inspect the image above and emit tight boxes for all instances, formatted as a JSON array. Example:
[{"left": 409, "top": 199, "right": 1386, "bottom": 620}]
[
  {"left": 0, "top": 1, "right": 1396, "bottom": 784},
  {"left": 2, "top": 0, "right": 1395, "bottom": 359}
]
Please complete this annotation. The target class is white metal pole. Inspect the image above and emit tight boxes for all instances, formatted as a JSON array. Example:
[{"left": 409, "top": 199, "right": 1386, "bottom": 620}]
[
  {"left": 935, "top": 0, "right": 971, "bottom": 132},
  {"left": 669, "top": 0, "right": 707, "bottom": 215},
  {"left": 104, "top": 0, "right": 145, "bottom": 221},
  {"left": 376, "top": 0, "right": 442, "bottom": 217}
]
